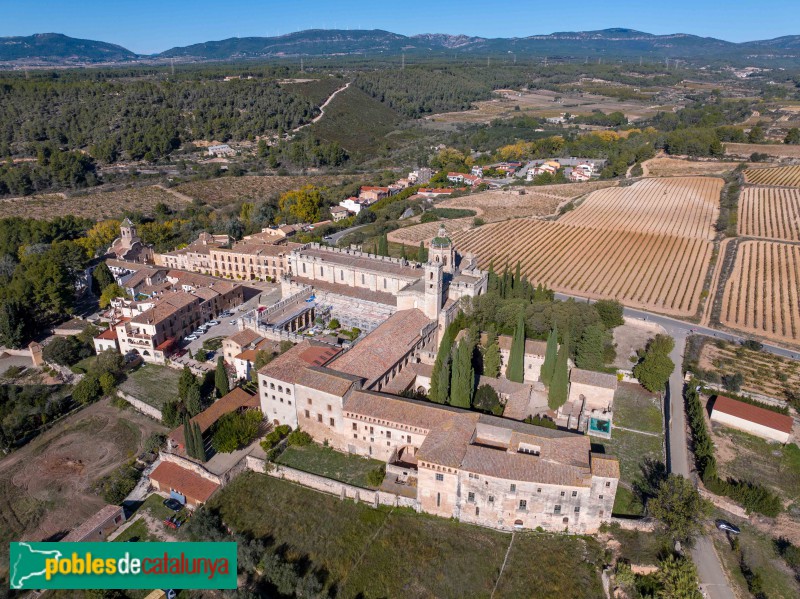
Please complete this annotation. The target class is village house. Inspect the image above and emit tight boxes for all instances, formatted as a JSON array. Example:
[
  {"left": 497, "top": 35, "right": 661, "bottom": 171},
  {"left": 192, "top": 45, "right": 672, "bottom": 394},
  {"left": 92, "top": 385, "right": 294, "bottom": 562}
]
[
  {"left": 330, "top": 206, "right": 350, "bottom": 222},
  {"left": 207, "top": 144, "right": 235, "bottom": 157},
  {"left": 359, "top": 186, "right": 390, "bottom": 202},
  {"left": 408, "top": 167, "right": 433, "bottom": 185},
  {"left": 557, "top": 368, "right": 618, "bottom": 437},
  {"left": 148, "top": 461, "right": 220, "bottom": 508},
  {"left": 339, "top": 197, "right": 367, "bottom": 214},
  {"left": 483, "top": 333, "right": 549, "bottom": 383},
  {"left": 417, "top": 188, "right": 456, "bottom": 198},
  {"left": 108, "top": 219, "right": 153, "bottom": 264},
  {"left": 211, "top": 241, "right": 302, "bottom": 281},
  {"left": 710, "top": 395, "right": 793, "bottom": 443},
  {"left": 154, "top": 232, "right": 229, "bottom": 274},
  {"left": 223, "top": 328, "right": 263, "bottom": 363},
  {"left": 61, "top": 505, "right": 126, "bottom": 542},
  {"left": 233, "top": 338, "right": 277, "bottom": 381}
]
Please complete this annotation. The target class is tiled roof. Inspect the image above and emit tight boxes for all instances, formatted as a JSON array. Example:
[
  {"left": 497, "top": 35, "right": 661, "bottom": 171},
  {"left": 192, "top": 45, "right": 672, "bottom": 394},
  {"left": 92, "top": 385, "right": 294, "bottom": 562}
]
[
  {"left": 299, "top": 345, "right": 342, "bottom": 366},
  {"left": 712, "top": 396, "right": 793, "bottom": 434},
  {"left": 329, "top": 309, "right": 433, "bottom": 386},
  {"left": 149, "top": 461, "right": 219, "bottom": 503},
  {"left": 130, "top": 292, "right": 199, "bottom": 325},
  {"left": 416, "top": 413, "right": 480, "bottom": 468},
  {"left": 570, "top": 368, "right": 618, "bottom": 390},
  {"left": 258, "top": 340, "right": 319, "bottom": 381},
  {"left": 296, "top": 366, "right": 361, "bottom": 396},
  {"left": 61, "top": 505, "right": 124, "bottom": 542},
  {"left": 170, "top": 387, "right": 259, "bottom": 447},
  {"left": 344, "top": 390, "right": 465, "bottom": 433},
  {"left": 226, "top": 329, "right": 262, "bottom": 348},
  {"left": 297, "top": 247, "right": 422, "bottom": 279},
  {"left": 460, "top": 444, "right": 592, "bottom": 487},
  {"left": 591, "top": 453, "right": 621, "bottom": 479},
  {"left": 95, "top": 327, "right": 119, "bottom": 341},
  {"left": 293, "top": 276, "right": 398, "bottom": 307}
]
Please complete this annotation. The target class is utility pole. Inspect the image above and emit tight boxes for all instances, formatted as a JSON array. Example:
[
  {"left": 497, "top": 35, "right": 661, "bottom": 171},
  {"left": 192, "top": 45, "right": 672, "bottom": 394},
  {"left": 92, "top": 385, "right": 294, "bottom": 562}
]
[
  {"left": 300, "top": 57, "right": 304, "bottom": 73},
  {"left": 487, "top": 55, "right": 490, "bottom": 67},
  {"left": 639, "top": 56, "right": 643, "bottom": 66},
  {"left": 402, "top": 53, "right": 405, "bottom": 70},
  {"left": 170, "top": 58, "right": 175, "bottom": 76}
]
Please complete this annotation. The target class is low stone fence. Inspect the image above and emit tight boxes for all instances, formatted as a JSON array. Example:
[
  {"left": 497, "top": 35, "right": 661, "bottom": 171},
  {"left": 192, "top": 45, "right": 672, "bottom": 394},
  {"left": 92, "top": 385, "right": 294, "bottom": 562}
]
[
  {"left": 609, "top": 517, "right": 657, "bottom": 532},
  {"left": 117, "top": 391, "right": 162, "bottom": 421},
  {"left": 699, "top": 488, "right": 749, "bottom": 519},
  {"left": 245, "top": 456, "right": 418, "bottom": 510},
  {"left": 159, "top": 451, "right": 222, "bottom": 485}
]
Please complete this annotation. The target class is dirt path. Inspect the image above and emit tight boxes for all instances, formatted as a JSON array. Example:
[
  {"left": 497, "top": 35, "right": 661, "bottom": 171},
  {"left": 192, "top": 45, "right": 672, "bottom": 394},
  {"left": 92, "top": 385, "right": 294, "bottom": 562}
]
[
  {"left": 154, "top": 184, "right": 196, "bottom": 204},
  {"left": 701, "top": 237, "right": 734, "bottom": 326},
  {"left": 292, "top": 81, "right": 351, "bottom": 133}
]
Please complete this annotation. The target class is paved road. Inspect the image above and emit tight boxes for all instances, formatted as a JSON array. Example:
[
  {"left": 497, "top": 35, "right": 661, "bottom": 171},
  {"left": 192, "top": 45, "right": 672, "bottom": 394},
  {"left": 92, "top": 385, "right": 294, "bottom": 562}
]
[
  {"left": 329, "top": 223, "right": 368, "bottom": 246},
  {"left": 553, "top": 292, "right": 748, "bottom": 599}
]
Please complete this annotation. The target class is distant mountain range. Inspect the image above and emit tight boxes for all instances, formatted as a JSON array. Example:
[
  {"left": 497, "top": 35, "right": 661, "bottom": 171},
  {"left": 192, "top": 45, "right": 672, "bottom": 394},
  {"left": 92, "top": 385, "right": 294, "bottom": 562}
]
[{"left": 2, "top": 28, "right": 799, "bottom": 65}]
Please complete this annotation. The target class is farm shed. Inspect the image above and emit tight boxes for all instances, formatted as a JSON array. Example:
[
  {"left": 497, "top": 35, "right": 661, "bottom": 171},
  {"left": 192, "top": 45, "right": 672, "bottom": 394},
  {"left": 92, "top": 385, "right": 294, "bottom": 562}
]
[
  {"left": 61, "top": 504, "right": 126, "bottom": 542},
  {"left": 710, "top": 395, "right": 793, "bottom": 443},
  {"left": 149, "top": 461, "right": 219, "bottom": 507}
]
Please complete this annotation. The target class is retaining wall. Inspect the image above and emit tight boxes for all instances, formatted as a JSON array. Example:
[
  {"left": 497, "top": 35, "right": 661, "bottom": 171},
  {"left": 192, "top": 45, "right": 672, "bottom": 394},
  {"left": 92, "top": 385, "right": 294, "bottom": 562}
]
[{"left": 117, "top": 391, "right": 162, "bottom": 421}]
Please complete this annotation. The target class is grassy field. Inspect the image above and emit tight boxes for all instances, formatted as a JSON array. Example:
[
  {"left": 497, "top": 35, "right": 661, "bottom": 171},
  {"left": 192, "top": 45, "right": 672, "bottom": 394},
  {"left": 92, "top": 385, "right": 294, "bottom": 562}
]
[
  {"left": 592, "top": 429, "right": 664, "bottom": 486},
  {"left": 119, "top": 364, "right": 183, "bottom": 410},
  {"left": 613, "top": 383, "right": 663, "bottom": 434},
  {"left": 712, "top": 518, "right": 800, "bottom": 599},
  {"left": 310, "top": 85, "right": 403, "bottom": 155},
  {"left": 276, "top": 444, "right": 385, "bottom": 489},
  {"left": 210, "top": 472, "right": 604, "bottom": 598},
  {"left": 604, "top": 523, "right": 669, "bottom": 566},
  {"left": 712, "top": 426, "right": 800, "bottom": 502},
  {"left": 282, "top": 77, "right": 346, "bottom": 105}
]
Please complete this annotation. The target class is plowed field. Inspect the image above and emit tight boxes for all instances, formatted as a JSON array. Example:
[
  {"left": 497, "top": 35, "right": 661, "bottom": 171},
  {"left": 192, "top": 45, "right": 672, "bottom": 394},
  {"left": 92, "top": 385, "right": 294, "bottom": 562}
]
[
  {"left": 738, "top": 187, "right": 800, "bottom": 241},
  {"left": 451, "top": 177, "right": 722, "bottom": 316},
  {"left": 721, "top": 240, "right": 800, "bottom": 344},
  {"left": 744, "top": 166, "right": 800, "bottom": 187}
]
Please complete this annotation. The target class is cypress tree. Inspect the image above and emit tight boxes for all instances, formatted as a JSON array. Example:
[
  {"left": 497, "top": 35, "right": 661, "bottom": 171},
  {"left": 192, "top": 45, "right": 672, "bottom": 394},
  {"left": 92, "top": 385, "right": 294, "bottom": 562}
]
[
  {"left": 429, "top": 333, "right": 454, "bottom": 403},
  {"left": 540, "top": 325, "right": 558, "bottom": 385},
  {"left": 418, "top": 241, "right": 427, "bottom": 262},
  {"left": 215, "top": 356, "right": 229, "bottom": 398},
  {"left": 514, "top": 261, "right": 522, "bottom": 297},
  {"left": 548, "top": 331, "right": 570, "bottom": 410},
  {"left": 450, "top": 339, "right": 475, "bottom": 408},
  {"left": 507, "top": 311, "right": 526, "bottom": 382},
  {"left": 193, "top": 421, "right": 205, "bottom": 461},
  {"left": 483, "top": 328, "right": 501, "bottom": 378},
  {"left": 183, "top": 419, "right": 193, "bottom": 455}
]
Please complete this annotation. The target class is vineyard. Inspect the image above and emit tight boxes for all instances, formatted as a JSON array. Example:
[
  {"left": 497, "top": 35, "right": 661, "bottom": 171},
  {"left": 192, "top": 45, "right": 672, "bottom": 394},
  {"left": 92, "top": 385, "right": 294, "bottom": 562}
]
[
  {"left": 388, "top": 217, "right": 475, "bottom": 246},
  {"left": 559, "top": 177, "right": 721, "bottom": 238},
  {"left": 738, "top": 187, "right": 800, "bottom": 241},
  {"left": 721, "top": 241, "right": 800, "bottom": 344},
  {"left": 450, "top": 178, "right": 721, "bottom": 316},
  {"left": 743, "top": 165, "right": 800, "bottom": 187}
]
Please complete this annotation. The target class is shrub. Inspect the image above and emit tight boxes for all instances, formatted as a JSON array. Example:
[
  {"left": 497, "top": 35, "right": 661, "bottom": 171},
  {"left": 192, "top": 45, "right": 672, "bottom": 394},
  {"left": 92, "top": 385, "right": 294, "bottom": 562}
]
[
  {"left": 260, "top": 424, "right": 292, "bottom": 451},
  {"left": 524, "top": 415, "right": 557, "bottom": 429},
  {"left": 211, "top": 409, "right": 263, "bottom": 453},
  {"left": 144, "top": 432, "right": 166, "bottom": 454},
  {"left": 73, "top": 374, "right": 102, "bottom": 404},
  {"left": 43, "top": 335, "right": 92, "bottom": 366},
  {"left": 93, "top": 460, "right": 142, "bottom": 504},
  {"left": 193, "top": 348, "right": 208, "bottom": 362},
  {"left": 420, "top": 212, "right": 439, "bottom": 223},
  {"left": 98, "top": 371, "right": 116, "bottom": 395},
  {"left": 472, "top": 384, "right": 503, "bottom": 415},
  {"left": 366, "top": 465, "right": 386, "bottom": 488},
  {"left": 328, "top": 318, "right": 340, "bottom": 329},
  {"left": 287, "top": 429, "right": 313, "bottom": 447}
]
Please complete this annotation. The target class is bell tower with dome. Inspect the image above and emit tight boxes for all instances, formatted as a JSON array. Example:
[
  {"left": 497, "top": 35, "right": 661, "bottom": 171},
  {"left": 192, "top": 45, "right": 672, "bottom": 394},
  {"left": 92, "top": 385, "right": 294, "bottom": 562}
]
[{"left": 428, "top": 224, "right": 455, "bottom": 274}]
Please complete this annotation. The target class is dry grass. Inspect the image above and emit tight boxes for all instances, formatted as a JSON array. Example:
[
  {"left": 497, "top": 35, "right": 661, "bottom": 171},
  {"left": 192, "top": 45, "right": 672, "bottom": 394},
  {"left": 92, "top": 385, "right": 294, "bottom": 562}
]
[
  {"left": 644, "top": 157, "right": 739, "bottom": 177},
  {"left": 738, "top": 187, "right": 800, "bottom": 241},
  {"left": 175, "top": 174, "right": 358, "bottom": 205},
  {"left": 721, "top": 240, "right": 800, "bottom": 344},
  {"left": 744, "top": 165, "right": 800, "bottom": 187},
  {"left": 451, "top": 177, "right": 722, "bottom": 316},
  {"left": 726, "top": 143, "right": 800, "bottom": 159},
  {"left": 0, "top": 186, "right": 186, "bottom": 220}
]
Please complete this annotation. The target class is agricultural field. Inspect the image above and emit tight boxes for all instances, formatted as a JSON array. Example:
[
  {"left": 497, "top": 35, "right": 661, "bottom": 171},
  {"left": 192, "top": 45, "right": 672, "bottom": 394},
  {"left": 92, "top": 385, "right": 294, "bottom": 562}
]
[
  {"left": 119, "top": 363, "right": 184, "bottom": 411},
  {"left": 698, "top": 340, "right": 800, "bottom": 402},
  {"left": 721, "top": 240, "right": 800, "bottom": 344},
  {"left": 643, "top": 157, "right": 739, "bottom": 178},
  {"left": 0, "top": 185, "right": 187, "bottom": 220},
  {"left": 452, "top": 177, "right": 721, "bottom": 316},
  {"left": 727, "top": 143, "right": 800, "bottom": 159},
  {"left": 388, "top": 217, "right": 475, "bottom": 247},
  {"left": 174, "top": 174, "right": 357, "bottom": 206},
  {"left": 744, "top": 165, "right": 800, "bottom": 187},
  {"left": 738, "top": 187, "right": 800, "bottom": 241}
]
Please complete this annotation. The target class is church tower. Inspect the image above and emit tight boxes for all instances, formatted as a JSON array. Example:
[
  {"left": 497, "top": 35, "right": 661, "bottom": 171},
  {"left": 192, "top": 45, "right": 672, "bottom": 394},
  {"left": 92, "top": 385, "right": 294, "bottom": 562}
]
[
  {"left": 119, "top": 218, "right": 139, "bottom": 249},
  {"left": 423, "top": 260, "right": 443, "bottom": 321},
  {"left": 428, "top": 224, "right": 455, "bottom": 274}
]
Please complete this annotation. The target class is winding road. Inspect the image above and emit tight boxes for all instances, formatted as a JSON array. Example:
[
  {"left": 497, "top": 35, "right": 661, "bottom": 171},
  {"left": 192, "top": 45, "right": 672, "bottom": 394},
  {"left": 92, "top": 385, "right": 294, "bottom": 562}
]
[{"left": 292, "top": 81, "right": 351, "bottom": 133}]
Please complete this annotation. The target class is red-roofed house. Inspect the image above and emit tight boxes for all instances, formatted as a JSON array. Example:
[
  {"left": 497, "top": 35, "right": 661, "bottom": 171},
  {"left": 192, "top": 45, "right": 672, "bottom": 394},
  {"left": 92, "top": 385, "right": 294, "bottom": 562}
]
[
  {"left": 710, "top": 396, "right": 793, "bottom": 443},
  {"left": 149, "top": 461, "right": 219, "bottom": 507}
]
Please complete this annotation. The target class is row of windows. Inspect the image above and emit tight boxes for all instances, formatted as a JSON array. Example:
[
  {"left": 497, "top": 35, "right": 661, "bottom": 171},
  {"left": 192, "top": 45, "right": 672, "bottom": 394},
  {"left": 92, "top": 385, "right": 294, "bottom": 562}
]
[
  {"left": 268, "top": 382, "right": 292, "bottom": 395},
  {"left": 464, "top": 493, "right": 583, "bottom": 515},
  {"left": 435, "top": 476, "right": 610, "bottom": 495}
]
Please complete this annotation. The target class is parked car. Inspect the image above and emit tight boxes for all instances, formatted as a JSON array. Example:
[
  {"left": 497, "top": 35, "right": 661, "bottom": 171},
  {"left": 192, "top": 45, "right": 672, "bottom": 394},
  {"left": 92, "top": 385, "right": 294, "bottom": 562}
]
[
  {"left": 207, "top": 320, "right": 219, "bottom": 326},
  {"left": 163, "top": 498, "right": 183, "bottom": 512},
  {"left": 715, "top": 519, "right": 740, "bottom": 534},
  {"left": 185, "top": 335, "right": 198, "bottom": 342},
  {"left": 229, "top": 319, "right": 239, "bottom": 325}
]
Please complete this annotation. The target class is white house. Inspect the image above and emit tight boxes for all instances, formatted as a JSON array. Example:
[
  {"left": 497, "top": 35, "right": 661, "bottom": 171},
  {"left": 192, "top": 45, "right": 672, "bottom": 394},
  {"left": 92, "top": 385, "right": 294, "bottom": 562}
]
[{"left": 711, "top": 395, "right": 793, "bottom": 443}]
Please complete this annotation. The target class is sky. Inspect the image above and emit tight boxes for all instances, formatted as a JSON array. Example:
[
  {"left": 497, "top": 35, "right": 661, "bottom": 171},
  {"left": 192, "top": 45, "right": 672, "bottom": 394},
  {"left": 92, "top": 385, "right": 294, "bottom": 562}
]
[{"left": 1, "top": 0, "right": 798, "bottom": 55}]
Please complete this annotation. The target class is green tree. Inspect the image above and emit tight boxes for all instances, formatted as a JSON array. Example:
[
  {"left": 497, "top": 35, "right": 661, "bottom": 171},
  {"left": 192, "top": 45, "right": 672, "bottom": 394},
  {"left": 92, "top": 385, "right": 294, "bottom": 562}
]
[
  {"left": 648, "top": 474, "right": 710, "bottom": 545},
  {"left": 254, "top": 349, "right": 275, "bottom": 371},
  {"left": 450, "top": 338, "right": 475, "bottom": 408},
  {"left": 656, "top": 554, "right": 703, "bottom": 599},
  {"left": 0, "top": 299, "right": 29, "bottom": 349},
  {"left": 42, "top": 335, "right": 90, "bottom": 366},
  {"left": 377, "top": 234, "right": 389, "bottom": 257},
  {"left": 747, "top": 125, "right": 765, "bottom": 144},
  {"left": 92, "top": 261, "right": 115, "bottom": 294},
  {"left": 430, "top": 327, "right": 455, "bottom": 404},
  {"left": 99, "top": 283, "right": 127, "bottom": 308},
  {"left": 178, "top": 365, "right": 198, "bottom": 401},
  {"left": 483, "top": 338, "right": 501, "bottom": 378},
  {"left": 185, "top": 384, "right": 202, "bottom": 416},
  {"left": 540, "top": 325, "right": 558, "bottom": 385},
  {"left": 472, "top": 383, "right": 503, "bottom": 415},
  {"left": 575, "top": 323, "right": 607, "bottom": 370},
  {"left": 278, "top": 185, "right": 323, "bottom": 223},
  {"left": 212, "top": 409, "right": 262, "bottom": 453},
  {"left": 215, "top": 356, "right": 229, "bottom": 398},
  {"left": 506, "top": 311, "right": 526, "bottom": 383},
  {"left": 417, "top": 241, "right": 427, "bottom": 263},
  {"left": 785, "top": 127, "right": 800, "bottom": 145},
  {"left": 162, "top": 399, "right": 182, "bottom": 428},
  {"left": 98, "top": 371, "right": 116, "bottom": 395},
  {"left": 73, "top": 374, "right": 101, "bottom": 404},
  {"left": 548, "top": 332, "right": 570, "bottom": 410},
  {"left": 594, "top": 299, "right": 624, "bottom": 329},
  {"left": 633, "top": 335, "right": 675, "bottom": 393}
]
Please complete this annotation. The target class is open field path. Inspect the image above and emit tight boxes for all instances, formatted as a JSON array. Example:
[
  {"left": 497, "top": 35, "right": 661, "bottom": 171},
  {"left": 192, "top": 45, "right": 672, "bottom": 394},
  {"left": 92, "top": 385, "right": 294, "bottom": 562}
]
[
  {"left": 701, "top": 237, "right": 734, "bottom": 327},
  {"left": 292, "top": 81, "right": 351, "bottom": 133},
  {"left": 154, "top": 184, "right": 196, "bottom": 204}
]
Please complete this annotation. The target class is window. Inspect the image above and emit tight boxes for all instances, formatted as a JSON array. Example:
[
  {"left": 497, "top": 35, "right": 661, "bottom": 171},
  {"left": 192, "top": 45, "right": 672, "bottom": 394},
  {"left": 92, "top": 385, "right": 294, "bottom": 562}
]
[
  {"left": 340, "top": 270, "right": 344, "bottom": 280},
  {"left": 319, "top": 266, "right": 324, "bottom": 276},
  {"left": 467, "top": 492, "right": 475, "bottom": 503},
  {"left": 386, "top": 431, "right": 391, "bottom": 439},
  {"left": 327, "top": 405, "right": 332, "bottom": 412},
  {"left": 270, "top": 383, "right": 275, "bottom": 390},
  {"left": 383, "top": 278, "right": 387, "bottom": 289},
  {"left": 407, "top": 435, "right": 411, "bottom": 443},
  {"left": 369, "top": 426, "right": 374, "bottom": 434},
  {"left": 563, "top": 517, "right": 569, "bottom": 524},
  {"left": 554, "top": 505, "right": 561, "bottom": 514},
  {"left": 599, "top": 495, "right": 604, "bottom": 500},
  {"left": 302, "top": 263, "right": 306, "bottom": 274},
  {"left": 518, "top": 500, "right": 527, "bottom": 510},
  {"left": 307, "top": 398, "right": 312, "bottom": 405},
  {"left": 488, "top": 495, "right": 494, "bottom": 504},
  {"left": 286, "top": 388, "right": 291, "bottom": 396},
  {"left": 329, "top": 418, "right": 335, "bottom": 426},
  {"left": 353, "top": 434, "right": 358, "bottom": 439},
  {"left": 572, "top": 491, "right": 578, "bottom": 497},
  {"left": 510, "top": 484, "right": 516, "bottom": 492},
  {"left": 352, "top": 423, "right": 358, "bottom": 431},
  {"left": 605, "top": 481, "right": 611, "bottom": 487},
  {"left": 304, "top": 410, "right": 310, "bottom": 418},
  {"left": 560, "top": 491, "right": 565, "bottom": 497},
  {"left": 574, "top": 506, "right": 580, "bottom": 513},
  {"left": 278, "top": 386, "right": 283, "bottom": 392},
  {"left": 435, "top": 473, "right": 444, "bottom": 482},
  {"left": 436, "top": 492, "right": 441, "bottom": 507},
  {"left": 317, "top": 414, "right": 322, "bottom": 423},
  {"left": 361, "top": 274, "right": 365, "bottom": 284}
]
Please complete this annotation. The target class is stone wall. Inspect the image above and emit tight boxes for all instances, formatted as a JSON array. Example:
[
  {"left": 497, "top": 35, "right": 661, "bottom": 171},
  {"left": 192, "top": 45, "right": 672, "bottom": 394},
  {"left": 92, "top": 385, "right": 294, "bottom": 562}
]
[
  {"left": 159, "top": 451, "right": 222, "bottom": 484},
  {"left": 245, "top": 456, "right": 418, "bottom": 510},
  {"left": 117, "top": 391, "right": 162, "bottom": 421}
]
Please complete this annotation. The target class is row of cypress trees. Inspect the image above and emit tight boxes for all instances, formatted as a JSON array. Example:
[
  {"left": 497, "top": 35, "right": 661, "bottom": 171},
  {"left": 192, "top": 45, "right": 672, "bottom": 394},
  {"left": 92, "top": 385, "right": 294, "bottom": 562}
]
[{"left": 184, "top": 418, "right": 206, "bottom": 461}]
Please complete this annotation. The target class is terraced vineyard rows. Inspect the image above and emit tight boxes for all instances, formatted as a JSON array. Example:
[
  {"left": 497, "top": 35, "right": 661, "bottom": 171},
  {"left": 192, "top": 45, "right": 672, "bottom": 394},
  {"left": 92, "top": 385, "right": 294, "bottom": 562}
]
[
  {"left": 721, "top": 241, "right": 800, "bottom": 343},
  {"left": 450, "top": 177, "right": 721, "bottom": 316},
  {"left": 744, "top": 165, "right": 800, "bottom": 187},
  {"left": 738, "top": 187, "right": 800, "bottom": 241}
]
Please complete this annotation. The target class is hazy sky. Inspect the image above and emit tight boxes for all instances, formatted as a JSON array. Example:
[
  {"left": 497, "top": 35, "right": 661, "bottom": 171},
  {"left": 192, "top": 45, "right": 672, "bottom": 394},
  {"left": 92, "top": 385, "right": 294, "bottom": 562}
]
[{"left": 2, "top": 0, "right": 798, "bottom": 54}]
